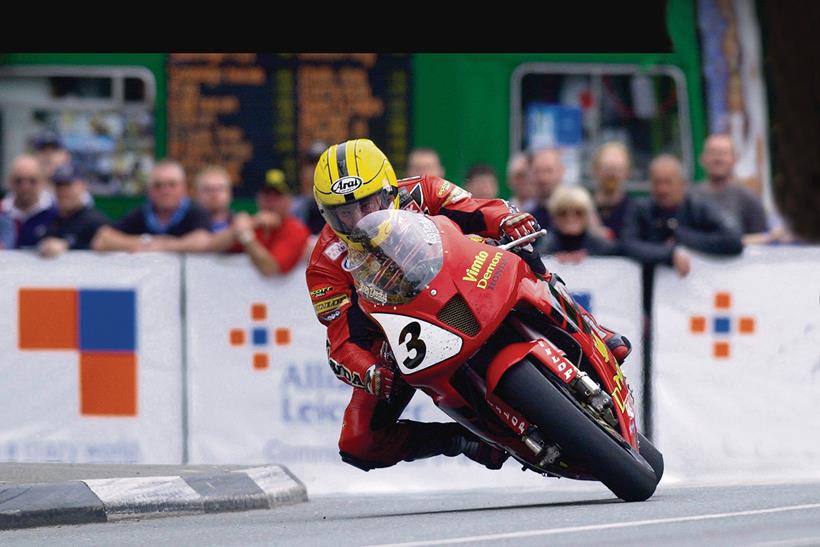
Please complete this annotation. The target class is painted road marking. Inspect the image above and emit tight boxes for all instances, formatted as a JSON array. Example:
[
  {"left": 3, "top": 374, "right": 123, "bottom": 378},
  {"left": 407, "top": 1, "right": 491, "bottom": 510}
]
[
  {"left": 83, "top": 476, "right": 202, "bottom": 519},
  {"left": 754, "top": 537, "right": 820, "bottom": 547},
  {"left": 367, "top": 503, "right": 820, "bottom": 547}
]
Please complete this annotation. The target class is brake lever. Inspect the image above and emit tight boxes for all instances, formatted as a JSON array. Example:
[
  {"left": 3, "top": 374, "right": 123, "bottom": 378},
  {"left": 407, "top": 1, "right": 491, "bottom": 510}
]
[{"left": 499, "top": 229, "right": 547, "bottom": 251}]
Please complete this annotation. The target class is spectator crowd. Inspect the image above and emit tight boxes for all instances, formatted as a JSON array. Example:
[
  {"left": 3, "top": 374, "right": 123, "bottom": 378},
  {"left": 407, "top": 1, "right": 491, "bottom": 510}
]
[{"left": 0, "top": 131, "right": 798, "bottom": 282}]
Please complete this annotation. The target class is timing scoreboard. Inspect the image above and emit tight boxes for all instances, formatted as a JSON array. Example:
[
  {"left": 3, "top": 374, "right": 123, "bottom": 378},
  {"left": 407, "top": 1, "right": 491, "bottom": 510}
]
[{"left": 166, "top": 53, "right": 411, "bottom": 197}]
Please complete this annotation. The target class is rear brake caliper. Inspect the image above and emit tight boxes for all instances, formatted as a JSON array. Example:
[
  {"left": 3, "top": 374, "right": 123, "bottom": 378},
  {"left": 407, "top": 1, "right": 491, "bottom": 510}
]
[{"left": 521, "top": 428, "right": 561, "bottom": 467}]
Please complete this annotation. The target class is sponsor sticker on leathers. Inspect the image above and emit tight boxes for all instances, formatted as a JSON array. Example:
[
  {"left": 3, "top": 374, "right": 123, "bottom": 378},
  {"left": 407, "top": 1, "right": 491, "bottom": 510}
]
[
  {"left": 323, "top": 241, "right": 346, "bottom": 261},
  {"left": 443, "top": 186, "right": 470, "bottom": 205},
  {"left": 310, "top": 286, "right": 332, "bottom": 300},
  {"left": 436, "top": 180, "right": 451, "bottom": 197},
  {"left": 313, "top": 294, "right": 350, "bottom": 315}
]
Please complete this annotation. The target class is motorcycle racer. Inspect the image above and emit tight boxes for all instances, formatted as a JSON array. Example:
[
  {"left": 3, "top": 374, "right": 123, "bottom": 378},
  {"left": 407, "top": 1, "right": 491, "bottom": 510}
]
[{"left": 306, "top": 138, "right": 630, "bottom": 472}]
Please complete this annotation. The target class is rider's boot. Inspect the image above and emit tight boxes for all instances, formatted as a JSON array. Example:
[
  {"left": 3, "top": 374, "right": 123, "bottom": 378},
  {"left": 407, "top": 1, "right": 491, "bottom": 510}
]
[
  {"left": 545, "top": 272, "right": 632, "bottom": 364},
  {"left": 401, "top": 421, "right": 509, "bottom": 470},
  {"left": 578, "top": 305, "right": 632, "bottom": 364}
]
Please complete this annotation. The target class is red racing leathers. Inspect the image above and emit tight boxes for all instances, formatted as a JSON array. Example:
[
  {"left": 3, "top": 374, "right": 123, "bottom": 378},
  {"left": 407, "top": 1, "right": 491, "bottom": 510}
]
[{"left": 306, "top": 175, "right": 520, "bottom": 469}]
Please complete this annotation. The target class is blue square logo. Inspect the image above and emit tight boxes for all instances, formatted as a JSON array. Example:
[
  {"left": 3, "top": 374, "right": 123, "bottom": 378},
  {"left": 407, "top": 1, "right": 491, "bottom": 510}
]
[
  {"left": 713, "top": 316, "right": 731, "bottom": 335},
  {"left": 571, "top": 292, "right": 592, "bottom": 313},
  {"left": 252, "top": 328, "right": 268, "bottom": 346},
  {"left": 79, "top": 290, "right": 136, "bottom": 351}
]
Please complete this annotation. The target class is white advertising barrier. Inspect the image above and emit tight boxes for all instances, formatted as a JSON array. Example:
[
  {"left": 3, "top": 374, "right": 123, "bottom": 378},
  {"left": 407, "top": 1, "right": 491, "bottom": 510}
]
[
  {"left": 0, "top": 251, "right": 183, "bottom": 464},
  {"left": 186, "top": 255, "right": 646, "bottom": 494},
  {"left": 543, "top": 256, "right": 645, "bottom": 430},
  {"left": 653, "top": 246, "right": 820, "bottom": 482}
]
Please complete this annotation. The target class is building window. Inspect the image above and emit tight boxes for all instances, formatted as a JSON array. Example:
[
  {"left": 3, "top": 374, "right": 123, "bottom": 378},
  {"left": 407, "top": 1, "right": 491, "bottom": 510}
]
[
  {"left": 511, "top": 63, "right": 692, "bottom": 191},
  {"left": 0, "top": 66, "right": 156, "bottom": 196}
]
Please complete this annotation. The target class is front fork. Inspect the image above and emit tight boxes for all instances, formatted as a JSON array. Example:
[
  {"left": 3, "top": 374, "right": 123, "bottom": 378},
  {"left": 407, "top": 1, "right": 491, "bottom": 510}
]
[{"left": 484, "top": 317, "right": 620, "bottom": 467}]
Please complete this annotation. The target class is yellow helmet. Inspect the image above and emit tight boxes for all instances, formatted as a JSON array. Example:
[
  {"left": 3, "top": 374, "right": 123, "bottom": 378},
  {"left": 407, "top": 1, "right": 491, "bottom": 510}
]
[{"left": 313, "top": 138, "right": 399, "bottom": 249}]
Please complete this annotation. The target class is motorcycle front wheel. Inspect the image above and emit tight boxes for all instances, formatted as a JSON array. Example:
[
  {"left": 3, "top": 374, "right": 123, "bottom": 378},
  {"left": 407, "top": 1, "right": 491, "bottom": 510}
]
[{"left": 496, "top": 358, "right": 659, "bottom": 502}]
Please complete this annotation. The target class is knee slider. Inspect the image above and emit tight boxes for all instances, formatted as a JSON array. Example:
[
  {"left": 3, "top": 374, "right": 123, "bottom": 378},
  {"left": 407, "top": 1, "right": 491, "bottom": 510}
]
[{"left": 339, "top": 450, "right": 387, "bottom": 471}]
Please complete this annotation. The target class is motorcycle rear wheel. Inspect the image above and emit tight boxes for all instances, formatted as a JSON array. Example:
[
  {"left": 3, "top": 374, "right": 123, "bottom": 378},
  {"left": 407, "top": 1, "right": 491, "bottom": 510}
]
[{"left": 497, "top": 359, "right": 658, "bottom": 502}]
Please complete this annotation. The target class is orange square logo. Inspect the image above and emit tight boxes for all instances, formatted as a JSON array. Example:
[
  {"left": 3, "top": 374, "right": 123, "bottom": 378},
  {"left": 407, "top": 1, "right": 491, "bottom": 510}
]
[
  {"left": 275, "top": 328, "right": 291, "bottom": 345},
  {"left": 251, "top": 303, "right": 267, "bottom": 321},
  {"left": 690, "top": 316, "right": 706, "bottom": 333},
  {"left": 253, "top": 353, "right": 269, "bottom": 370},
  {"left": 713, "top": 341, "right": 730, "bottom": 359},
  {"left": 19, "top": 288, "right": 78, "bottom": 350},
  {"left": 739, "top": 317, "right": 755, "bottom": 334},
  {"left": 229, "top": 329, "right": 246, "bottom": 346},
  {"left": 79, "top": 352, "right": 137, "bottom": 416},
  {"left": 715, "top": 292, "right": 731, "bottom": 310}
]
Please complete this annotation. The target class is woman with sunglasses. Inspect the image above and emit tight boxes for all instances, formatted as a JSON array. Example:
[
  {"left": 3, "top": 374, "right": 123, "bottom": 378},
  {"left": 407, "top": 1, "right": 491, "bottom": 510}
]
[{"left": 535, "top": 186, "right": 621, "bottom": 264}]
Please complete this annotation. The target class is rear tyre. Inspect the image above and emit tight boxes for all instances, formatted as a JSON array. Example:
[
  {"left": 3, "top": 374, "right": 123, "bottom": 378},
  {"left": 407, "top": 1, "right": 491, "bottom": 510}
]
[{"left": 497, "top": 359, "right": 658, "bottom": 502}]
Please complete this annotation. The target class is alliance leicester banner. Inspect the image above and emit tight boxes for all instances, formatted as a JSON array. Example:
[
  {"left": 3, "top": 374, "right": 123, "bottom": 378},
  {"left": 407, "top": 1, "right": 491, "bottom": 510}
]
[
  {"left": 652, "top": 247, "right": 820, "bottom": 481},
  {"left": 0, "top": 251, "right": 183, "bottom": 464}
]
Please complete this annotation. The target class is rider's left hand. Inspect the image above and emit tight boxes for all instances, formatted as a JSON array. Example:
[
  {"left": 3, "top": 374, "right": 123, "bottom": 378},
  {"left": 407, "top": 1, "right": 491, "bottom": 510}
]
[
  {"left": 363, "top": 364, "right": 395, "bottom": 400},
  {"left": 500, "top": 213, "right": 540, "bottom": 242}
]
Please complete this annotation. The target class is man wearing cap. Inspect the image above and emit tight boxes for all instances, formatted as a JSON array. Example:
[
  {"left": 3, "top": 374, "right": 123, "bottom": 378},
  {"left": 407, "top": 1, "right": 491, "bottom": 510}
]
[
  {"left": 1, "top": 154, "right": 58, "bottom": 248},
  {"left": 92, "top": 159, "right": 213, "bottom": 252},
  {"left": 291, "top": 141, "right": 330, "bottom": 235},
  {"left": 38, "top": 163, "right": 110, "bottom": 257},
  {"left": 211, "top": 169, "right": 310, "bottom": 275}
]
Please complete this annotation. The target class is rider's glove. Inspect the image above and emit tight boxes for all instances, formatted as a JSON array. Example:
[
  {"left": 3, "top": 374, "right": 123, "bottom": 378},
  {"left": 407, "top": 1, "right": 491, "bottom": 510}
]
[
  {"left": 363, "top": 364, "right": 395, "bottom": 400},
  {"left": 518, "top": 245, "right": 548, "bottom": 277},
  {"left": 499, "top": 213, "right": 546, "bottom": 277},
  {"left": 500, "top": 212, "right": 540, "bottom": 242}
]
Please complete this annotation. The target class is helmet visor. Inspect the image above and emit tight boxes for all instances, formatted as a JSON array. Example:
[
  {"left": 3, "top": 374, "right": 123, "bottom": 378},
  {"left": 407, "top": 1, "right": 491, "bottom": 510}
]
[{"left": 321, "top": 188, "right": 395, "bottom": 236}]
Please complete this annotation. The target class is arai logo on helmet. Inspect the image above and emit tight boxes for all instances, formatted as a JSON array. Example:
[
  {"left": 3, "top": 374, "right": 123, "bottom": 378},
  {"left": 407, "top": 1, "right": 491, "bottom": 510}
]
[{"left": 331, "top": 176, "right": 363, "bottom": 195}]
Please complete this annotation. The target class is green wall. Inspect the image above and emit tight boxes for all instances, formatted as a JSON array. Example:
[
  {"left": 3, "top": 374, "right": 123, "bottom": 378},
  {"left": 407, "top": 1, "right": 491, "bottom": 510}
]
[{"left": 412, "top": 0, "right": 706, "bottom": 197}]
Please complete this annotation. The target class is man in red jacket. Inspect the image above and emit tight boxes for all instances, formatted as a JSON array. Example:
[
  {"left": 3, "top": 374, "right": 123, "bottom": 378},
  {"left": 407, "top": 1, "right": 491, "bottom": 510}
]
[{"left": 306, "top": 139, "right": 630, "bottom": 472}]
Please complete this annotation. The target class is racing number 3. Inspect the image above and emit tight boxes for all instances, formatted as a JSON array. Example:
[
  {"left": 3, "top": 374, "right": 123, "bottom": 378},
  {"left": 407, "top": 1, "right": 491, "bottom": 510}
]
[{"left": 399, "top": 321, "right": 427, "bottom": 369}]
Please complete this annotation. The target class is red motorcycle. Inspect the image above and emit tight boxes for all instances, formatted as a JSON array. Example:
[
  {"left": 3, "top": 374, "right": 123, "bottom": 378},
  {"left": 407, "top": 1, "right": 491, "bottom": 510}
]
[{"left": 346, "top": 209, "right": 663, "bottom": 502}]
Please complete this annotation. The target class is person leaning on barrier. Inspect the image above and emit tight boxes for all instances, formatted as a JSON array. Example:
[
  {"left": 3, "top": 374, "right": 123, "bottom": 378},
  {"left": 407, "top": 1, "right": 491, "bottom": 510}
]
[
  {"left": 91, "top": 159, "right": 213, "bottom": 253},
  {"left": 535, "top": 186, "right": 621, "bottom": 264},
  {"left": 621, "top": 154, "right": 743, "bottom": 278},
  {"left": 506, "top": 151, "right": 537, "bottom": 213},
  {"left": 464, "top": 163, "right": 499, "bottom": 200},
  {"left": 37, "top": 163, "right": 110, "bottom": 258},
  {"left": 1, "top": 154, "right": 57, "bottom": 249},
  {"left": 530, "top": 147, "right": 565, "bottom": 231},
  {"left": 29, "top": 130, "right": 71, "bottom": 180},
  {"left": 406, "top": 147, "right": 445, "bottom": 178},
  {"left": 194, "top": 165, "right": 234, "bottom": 233},
  {"left": 691, "top": 134, "right": 769, "bottom": 237},
  {"left": 591, "top": 141, "right": 635, "bottom": 240},
  {"left": 209, "top": 169, "right": 310, "bottom": 275},
  {"left": 291, "top": 140, "right": 330, "bottom": 236}
]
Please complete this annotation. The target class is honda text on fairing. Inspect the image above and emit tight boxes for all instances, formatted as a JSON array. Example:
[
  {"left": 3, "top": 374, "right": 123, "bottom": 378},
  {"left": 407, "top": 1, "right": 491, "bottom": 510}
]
[{"left": 344, "top": 209, "right": 663, "bottom": 502}]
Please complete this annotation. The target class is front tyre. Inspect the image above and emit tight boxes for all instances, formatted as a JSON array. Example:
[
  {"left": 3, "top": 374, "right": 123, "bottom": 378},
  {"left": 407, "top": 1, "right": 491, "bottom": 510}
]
[
  {"left": 638, "top": 432, "right": 664, "bottom": 482},
  {"left": 497, "top": 359, "right": 658, "bottom": 502}
]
